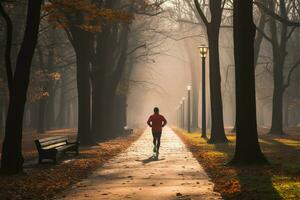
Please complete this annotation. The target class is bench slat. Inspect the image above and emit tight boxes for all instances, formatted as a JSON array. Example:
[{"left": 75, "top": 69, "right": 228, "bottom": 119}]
[
  {"left": 40, "top": 138, "right": 68, "bottom": 147},
  {"left": 42, "top": 142, "right": 67, "bottom": 150},
  {"left": 56, "top": 144, "right": 75, "bottom": 151},
  {"left": 38, "top": 136, "right": 67, "bottom": 143}
]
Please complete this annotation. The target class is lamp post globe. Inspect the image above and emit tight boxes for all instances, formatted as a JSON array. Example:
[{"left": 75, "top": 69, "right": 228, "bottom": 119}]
[{"left": 198, "top": 45, "right": 208, "bottom": 58}]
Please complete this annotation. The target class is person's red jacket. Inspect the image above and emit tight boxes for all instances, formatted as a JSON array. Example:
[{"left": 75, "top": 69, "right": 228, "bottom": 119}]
[{"left": 147, "top": 113, "right": 167, "bottom": 132}]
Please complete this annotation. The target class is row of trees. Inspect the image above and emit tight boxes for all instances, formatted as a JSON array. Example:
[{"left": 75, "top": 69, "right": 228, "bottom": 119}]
[
  {"left": 176, "top": 0, "right": 300, "bottom": 163},
  {"left": 178, "top": 0, "right": 300, "bottom": 143},
  {"left": 0, "top": 2, "right": 77, "bottom": 135},
  {"left": 0, "top": 0, "right": 299, "bottom": 174},
  {"left": 0, "top": 0, "right": 164, "bottom": 174}
]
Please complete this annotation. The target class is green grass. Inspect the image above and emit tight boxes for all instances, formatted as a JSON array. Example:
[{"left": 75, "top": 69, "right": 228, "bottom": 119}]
[{"left": 174, "top": 128, "right": 300, "bottom": 200}]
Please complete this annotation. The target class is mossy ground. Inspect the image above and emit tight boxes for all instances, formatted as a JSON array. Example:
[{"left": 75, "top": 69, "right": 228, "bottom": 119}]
[{"left": 174, "top": 127, "right": 300, "bottom": 200}]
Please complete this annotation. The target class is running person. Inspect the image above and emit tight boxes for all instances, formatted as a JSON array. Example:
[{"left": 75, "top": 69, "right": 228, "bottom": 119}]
[{"left": 147, "top": 107, "right": 167, "bottom": 156}]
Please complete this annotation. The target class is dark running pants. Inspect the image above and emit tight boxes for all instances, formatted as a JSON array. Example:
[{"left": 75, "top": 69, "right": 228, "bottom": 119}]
[{"left": 152, "top": 131, "right": 162, "bottom": 152}]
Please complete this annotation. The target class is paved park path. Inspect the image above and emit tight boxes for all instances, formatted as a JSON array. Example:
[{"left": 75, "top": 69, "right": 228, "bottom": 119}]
[{"left": 57, "top": 127, "right": 222, "bottom": 200}]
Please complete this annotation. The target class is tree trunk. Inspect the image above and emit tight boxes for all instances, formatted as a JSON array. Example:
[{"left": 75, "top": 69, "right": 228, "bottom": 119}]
[
  {"left": 0, "top": 100, "right": 4, "bottom": 135},
  {"left": 92, "top": 22, "right": 129, "bottom": 139},
  {"left": 114, "top": 95, "right": 127, "bottom": 134},
  {"left": 207, "top": 27, "right": 228, "bottom": 143},
  {"left": 269, "top": 55, "right": 285, "bottom": 134},
  {"left": 66, "top": 100, "right": 72, "bottom": 128},
  {"left": 28, "top": 103, "right": 37, "bottom": 129},
  {"left": 283, "top": 95, "right": 289, "bottom": 128},
  {"left": 231, "top": 4, "right": 266, "bottom": 131},
  {"left": 268, "top": 0, "right": 288, "bottom": 135},
  {"left": 37, "top": 98, "right": 46, "bottom": 133},
  {"left": 193, "top": 0, "right": 228, "bottom": 143},
  {"left": 37, "top": 46, "right": 46, "bottom": 133},
  {"left": 270, "top": 86, "right": 284, "bottom": 133},
  {"left": 71, "top": 28, "right": 93, "bottom": 145},
  {"left": 46, "top": 93, "right": 55, "bottom": 130},
  {"left": 44, "top": 36, "right": 55, "bottom": 130},
  {"left": 229, "top": 0, "right": 267, "bottom": 165},
  {"left": 254, "top": 3, "right": 266, "bottom": 68},
  {"left": 191, "top": 82, "right": 199, "bottom": 130},
  {"left": 1, "top": 0, "right": 42, "bottom": 174},
  {"left": 92, "top": 80, "right": 119, "bottom": 139},
  {"left": 91, "top": 24, "right": 114, "bottom": 138},
  {"left": 56, "top": 74, "right": 67, "bottom": 128},
  {"left": 184, "top": 40, "right": 199, "bottom": 130}
]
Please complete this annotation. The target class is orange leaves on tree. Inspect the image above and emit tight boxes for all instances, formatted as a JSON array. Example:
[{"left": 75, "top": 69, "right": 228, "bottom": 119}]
[
  {"left": 27, "top": 69, "right": 61, "bottom": 103},
  {"left": 43, "top": 0, "right": 134, "bottom": 32},
  {"left": 50, "top": 72, "right": 61, "bottom": 81}
]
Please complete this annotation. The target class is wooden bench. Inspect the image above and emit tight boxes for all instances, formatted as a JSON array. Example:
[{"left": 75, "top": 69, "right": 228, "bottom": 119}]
[{"left": 35, "top": 136, "right": 79, "bottom": 164}]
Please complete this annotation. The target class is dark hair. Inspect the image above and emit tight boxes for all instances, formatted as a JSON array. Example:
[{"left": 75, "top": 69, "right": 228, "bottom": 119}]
[{"left": 154, "top": 107, "right": 159, "bottom": 113}]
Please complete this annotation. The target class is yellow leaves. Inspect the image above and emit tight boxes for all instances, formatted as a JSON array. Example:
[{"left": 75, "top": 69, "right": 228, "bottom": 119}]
[
  {"left": 43, "top": 92, "right": 50, "bottom": 97},
  {"left": 43, "top": 1, "right": 134, "bottom": 33},
  {"left": 28, "top": 88, "right": 48, "bottom": 103},
  {"left": 50, "top": 72, "right": 61, "bottom": 81},
  {"left": 79, "top": 24, "right": 102, "bottom": 33},
  {"left": 27, "top": 70, "right": 61, "bottom": 103},
  {"left": 176, "top": 127, "right": 300, "bottom": 200},
  {"left": 204, "top": 151, "right": 226, "bottom": 158},
  {"left": 99, "top": 8, "right": 134, "bottom": 22}
]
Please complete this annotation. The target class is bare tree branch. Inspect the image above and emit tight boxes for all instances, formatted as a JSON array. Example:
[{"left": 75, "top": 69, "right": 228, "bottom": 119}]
[
  {"left": 256, "top": 26, "right": 273, "bottom": 43},
  {"left": 254, "top": 1, "right": 300, "bottom": 27},
  {"left": 194, "top": 0, "right": 209, "bottom": 26},
  {"left": 284, "top": 60, "right": 300, "bottom": 88}
]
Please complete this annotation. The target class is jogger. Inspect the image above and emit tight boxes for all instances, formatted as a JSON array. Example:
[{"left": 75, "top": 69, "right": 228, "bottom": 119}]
[{"left": 147, "top": 107, "right": 167, "bottom": 156}]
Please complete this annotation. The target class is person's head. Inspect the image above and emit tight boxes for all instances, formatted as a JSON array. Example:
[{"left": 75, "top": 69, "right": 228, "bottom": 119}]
[{"left": 154, "top": 107, "right": 159, "bottom": 114}]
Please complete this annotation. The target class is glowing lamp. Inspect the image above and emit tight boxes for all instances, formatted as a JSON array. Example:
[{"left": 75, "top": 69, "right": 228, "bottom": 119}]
[{"left": 198, "top": 45, "right": 208, "bottom": 58}]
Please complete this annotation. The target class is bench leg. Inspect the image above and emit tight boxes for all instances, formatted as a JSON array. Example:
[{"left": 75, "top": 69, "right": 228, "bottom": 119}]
[{"left": 53, "top": 155, "right": 57, "bottom": 164}]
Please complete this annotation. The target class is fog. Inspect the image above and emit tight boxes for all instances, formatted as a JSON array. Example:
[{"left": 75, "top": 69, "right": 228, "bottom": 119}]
[
  {"left": 126, "top": 7, "right": 236, "bottom": 129},
  {"left": 1, "top": 0, "right": 299, "bottom": 138}
]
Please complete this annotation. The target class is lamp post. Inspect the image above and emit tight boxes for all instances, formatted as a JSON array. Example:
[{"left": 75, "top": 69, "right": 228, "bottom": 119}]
[
  {"left": 177, "top": 106, "right": 179, "bottom": 127},
  {"left": 187, "top": 85, "right": 192, "bottom": 133},
  {"left": 176, "top": 103, "right": 180, "bottom": 128},
  {"left": 180, "top": 101, "right": 183, "bottom": 128},
  {"left": 198, "top": 45, "right": 208, "bottom": 138},
  {"left": 182, "top": 97, "right": 185, "bottom": 130}
]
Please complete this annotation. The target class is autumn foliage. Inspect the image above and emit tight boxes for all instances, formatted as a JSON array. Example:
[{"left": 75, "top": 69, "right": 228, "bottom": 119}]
[
  {"left": 27, "top": 70, "right": 61, "bottom": 103},
  {"left": 44, "top": 0, "right": 134, "bottom": 32}
]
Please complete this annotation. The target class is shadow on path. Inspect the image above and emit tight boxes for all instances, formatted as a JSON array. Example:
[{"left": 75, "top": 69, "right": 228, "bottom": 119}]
[{"left": 137, "top": 156, "right": 165, "bottom": 164}]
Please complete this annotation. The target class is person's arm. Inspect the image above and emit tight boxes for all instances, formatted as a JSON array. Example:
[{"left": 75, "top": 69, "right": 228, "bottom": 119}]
[
  {"left": 147, "top": 116, "right": 152, "bottom": 127},
  {"left": 162, "top": 116, "right": 167, "bottom": 127}
]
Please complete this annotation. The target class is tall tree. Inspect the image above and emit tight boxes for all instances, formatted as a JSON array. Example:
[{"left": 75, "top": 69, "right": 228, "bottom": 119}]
[
  {"left": 266, "top": 0, "right": 296, "bottom": 135},
  {"left": 1, "top": 0, "right": 43, "bottom": 174},
  {"left": 194, "top": 0, "right": 228, "bottom": 143},
  {"left": 69, "top": 26, "right": 94, "bottom": 144},
  {"left": 45, "top": 1, "right": 133, "bottom": 143},
  {"left": 254, "top": 0, "right": 300, "bottom": 134},
  {"left": 229, "top": 0, "right": 267, "bottom": 165}
]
